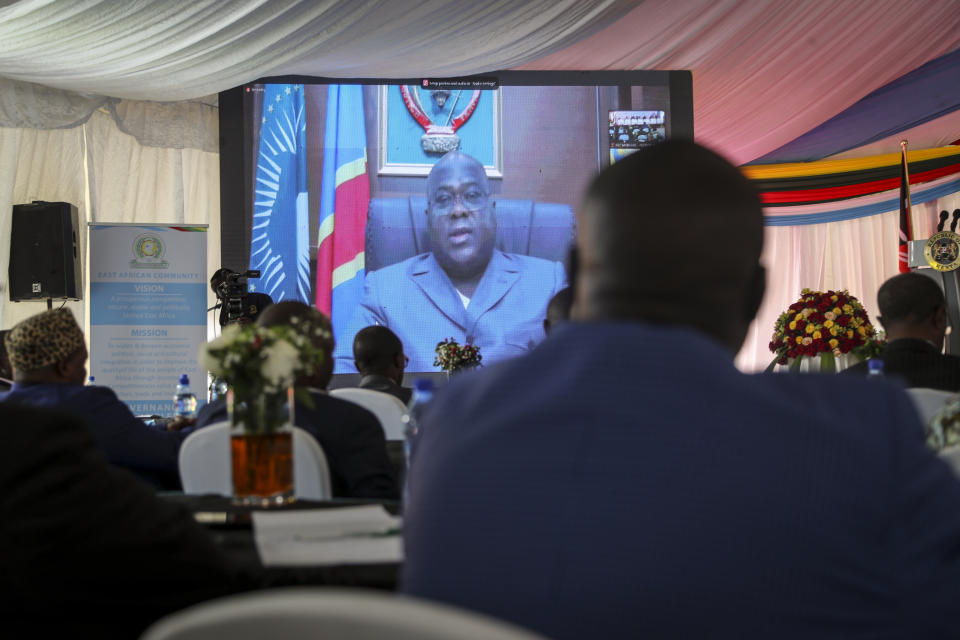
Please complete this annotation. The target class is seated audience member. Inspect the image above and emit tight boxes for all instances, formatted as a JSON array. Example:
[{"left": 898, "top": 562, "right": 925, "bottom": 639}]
[
  {"left": 1, "top": 309, "right": 190, "bottom": 488},
  {"left": 0, "top": 330, "right": 11, "bottom": 391},
  {"left": 196, "top": 302, "right": 398, "bottom": 500},
  {"left": 542, "top": 286, "right": 573, "bottom": 335},
  {"left": 402, "top": 140, "right": 960, "bottom": 639},
  {"left": 843, "top": 272, "right": 960, "bottom": 390},
  {"left": 0, "top": 403, "right": 246, "bottom": 637},
  {"left": 353, "top": 325, "right": 412, "bottom": 404}
]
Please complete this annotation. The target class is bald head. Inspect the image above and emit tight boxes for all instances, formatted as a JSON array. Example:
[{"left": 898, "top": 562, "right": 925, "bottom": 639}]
[
  {"left": 575, "top": 140, "right": 765, "bottom": 352},
  {"left": 426, "top": 151, "right": 497, "bottom": 282},
  {"left": 353, "top": 325, "right": 406, "bottom": 384},
  {"left": 257, "top": 301, "right": 334, "bottom": 388}
]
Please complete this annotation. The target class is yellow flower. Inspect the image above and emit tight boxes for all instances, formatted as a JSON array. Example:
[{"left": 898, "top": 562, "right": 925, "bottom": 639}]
[
  {"left": 831, "top": 295, "right": 838, "bottom": 302},
  {"left": 824, "top": 320, "right": 834, "bottom": 328},
  {"left": 796, "top": 336, "right": 804, "bottom": 344},
  {"left": 805, "top": 324, "right": 815, "bottom": 334},
  {"left": 833, "top": 307, "right": 842, "bottom": 315},
  {"left": 857, "top": 326, "right": 866, "bottom": 336},
  {"left": 828, "top": 338, "right": 839, "bottom": 348},
  {"left": 830, "top": 327, "right": 839, "bottom": 336},
  {"left": 842, "top": 304, "right": 853, "bottom": 313},
  {"left": 813, "top": 331, "right": 822, "bottom": 339},
  {"left": 847, "top": 330, "right": 854, "bottom": 339},
  {"left": 788, "top": 321, "right": 797, "bottom": 330},
  {"left": 794, "top": 313, "right": 803, "bottom": 322}
]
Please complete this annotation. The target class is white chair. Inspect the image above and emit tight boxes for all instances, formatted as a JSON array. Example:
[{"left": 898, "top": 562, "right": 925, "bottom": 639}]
[
  {"left": 178, "top": 422, "right": 332, "bottom": 500},
  {"left": 940, "top": 445, "right": 960, "bottom": 477},
  {"left": 141, "top": 587, "right": 547, "bottom": 640},
  {"left": 330, "top": 388, "right": 408, "bottom": 440},
  {"left": 905, "top": 388, "right": 956, "bottom": 424}
]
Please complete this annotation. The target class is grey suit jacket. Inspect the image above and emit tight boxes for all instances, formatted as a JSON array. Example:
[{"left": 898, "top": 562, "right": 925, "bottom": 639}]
[{"left": 334, "top": 250, "right": 566, "bottom": 372}]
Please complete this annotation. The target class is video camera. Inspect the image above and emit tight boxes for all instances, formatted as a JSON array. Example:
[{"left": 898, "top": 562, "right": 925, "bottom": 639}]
[{"left": 210, "top": 268, "right": 261, "bottom": 326}]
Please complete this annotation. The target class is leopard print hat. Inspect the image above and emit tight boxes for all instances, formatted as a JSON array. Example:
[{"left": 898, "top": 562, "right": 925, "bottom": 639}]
[{"left": 4, "top": 308, "right": 84, "bottom": 373}]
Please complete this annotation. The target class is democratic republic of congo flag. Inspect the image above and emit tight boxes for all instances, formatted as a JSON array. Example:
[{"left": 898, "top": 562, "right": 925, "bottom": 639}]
[
  {"left": 315, "top": 85, "right": 370, "bottom": 339},
  {"left": 250, "top": 83, "right": 310, "bottom": 302}
]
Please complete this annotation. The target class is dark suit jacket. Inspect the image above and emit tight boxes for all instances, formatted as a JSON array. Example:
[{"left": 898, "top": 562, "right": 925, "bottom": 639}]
[
  {"left": 358, "top": 374, "right": 412, "bottom": 405},
  {"left": 843, "top": 338, "right": 960, "bottom": 391},
  {"left": 403, "top": 322, "right": 960, "bottom": 639},
  {"left": 0, "top": 382, "right": 188, "bottom": 488},
  {"left": 0, "top": 403, "right": 244, "bottom": 637},
  {"left": 196, "top": 390, "right": 398, "bottom": 500}
]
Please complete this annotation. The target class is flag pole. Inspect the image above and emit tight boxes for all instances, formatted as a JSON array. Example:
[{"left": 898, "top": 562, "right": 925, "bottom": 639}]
[{"left": 898, "top": 140, "right": 913, "bottom": 273}]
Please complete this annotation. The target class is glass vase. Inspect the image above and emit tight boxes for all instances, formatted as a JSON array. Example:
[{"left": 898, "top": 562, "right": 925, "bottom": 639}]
[{"left": 227, "top": 387, "right": 295, "bottom": 507}]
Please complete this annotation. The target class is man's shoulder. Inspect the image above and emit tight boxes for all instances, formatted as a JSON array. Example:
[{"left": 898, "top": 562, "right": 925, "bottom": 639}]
[
  {"left": 495, "top": 251, "right": 562, "bottom": 274},
  {"left": 366, "top": 254, "right": 432, "bottom": 282},
  {"left": 306, "top": 392, "right": 382, "bottom": 428},
  {"left": 2, "top": 382, "right": 119, "bottom": 405}
]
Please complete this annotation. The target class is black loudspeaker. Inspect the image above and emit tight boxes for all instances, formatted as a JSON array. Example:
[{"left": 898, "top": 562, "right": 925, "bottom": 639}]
[{"left": 8, "top": 202, "right": 82, "bottom": 301}]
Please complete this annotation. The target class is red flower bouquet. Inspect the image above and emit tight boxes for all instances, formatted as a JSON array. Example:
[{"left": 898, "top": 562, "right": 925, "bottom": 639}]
[
  {"left": 433, "top": 338, "right": 482, "bottom": 373},
  {"left": 767, "top": 288, "right": 883, "bottom": 372}
]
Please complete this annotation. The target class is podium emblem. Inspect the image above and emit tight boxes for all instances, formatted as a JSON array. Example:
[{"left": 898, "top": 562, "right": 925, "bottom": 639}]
[{"left": 924, "top": 231, "right": 960, "bottom": 272}]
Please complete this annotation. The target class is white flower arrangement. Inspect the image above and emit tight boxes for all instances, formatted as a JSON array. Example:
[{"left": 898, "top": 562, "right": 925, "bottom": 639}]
[{"left": 199, "top": 320, "right": 330, "bottom": 433}]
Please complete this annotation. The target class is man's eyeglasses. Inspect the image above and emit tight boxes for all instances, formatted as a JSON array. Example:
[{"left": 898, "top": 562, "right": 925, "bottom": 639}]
[{"left": 430, "top": 190, "right": 488, "bottom": 216}]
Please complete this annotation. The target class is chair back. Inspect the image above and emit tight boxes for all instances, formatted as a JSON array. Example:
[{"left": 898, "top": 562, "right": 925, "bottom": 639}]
[
  {"left": 141, "top": 587, "right": 547, "bottom": 640},
  {"left": 330, "top": 388, "right": 408, "bottom": 440},
  {"left": 941, "top": 445, "right": 960, "bottom": 477},
  {"left": 906, "top": 387, "right": 956, "bottom": 424},
  {"left": 178, "top": 422, "right": 332, "bottom": 499},
  {"left": 365, "top": 196, "right": 575, "bottom": 272}
]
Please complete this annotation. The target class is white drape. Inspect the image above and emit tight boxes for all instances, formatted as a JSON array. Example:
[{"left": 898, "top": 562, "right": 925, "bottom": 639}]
[
  {"left": 0, "top": 110, "right": 219, "bottom": 333},
  {"left": 737, "top": 194, "right": 960, "bottom": 372},
  {"left": 0, "top": 0, "right": 633, "bottom": 101}
]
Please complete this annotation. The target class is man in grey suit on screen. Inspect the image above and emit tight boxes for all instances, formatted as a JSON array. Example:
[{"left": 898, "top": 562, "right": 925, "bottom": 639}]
[{"left": 335, "top": 151, "right": 566, "bottom": 372}]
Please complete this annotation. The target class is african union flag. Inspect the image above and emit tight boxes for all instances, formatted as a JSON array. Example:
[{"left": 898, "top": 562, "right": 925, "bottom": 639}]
[
  {"left": 315, "top": 85, "right": 370, "bottom": 339},
  {"left": 251, "top": 84, "right": 310, "bottom": 302}
]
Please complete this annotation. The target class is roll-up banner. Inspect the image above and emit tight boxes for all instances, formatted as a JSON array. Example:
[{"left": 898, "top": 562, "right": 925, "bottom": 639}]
[{"left": 88, "top": 224, "right": 207, "bottom": 417}]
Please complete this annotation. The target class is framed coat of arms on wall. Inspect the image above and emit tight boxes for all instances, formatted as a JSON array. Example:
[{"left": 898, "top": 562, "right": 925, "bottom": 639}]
[{"left": 378, "top": 83, "right": 502, "bottom": 178}]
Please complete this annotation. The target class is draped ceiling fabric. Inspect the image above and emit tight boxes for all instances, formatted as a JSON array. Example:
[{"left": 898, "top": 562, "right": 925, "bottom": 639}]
[
  {"left": 0, "top": 0, "right": 636, "bottom": 101},
  {"left": 2, "top": 0, "right": 960, "bottom": 371}
]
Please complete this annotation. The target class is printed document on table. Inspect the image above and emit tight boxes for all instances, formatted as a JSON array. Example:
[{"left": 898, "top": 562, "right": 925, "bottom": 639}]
[{"left": 252, "top": 505, "right": 403, "bottom": 566}]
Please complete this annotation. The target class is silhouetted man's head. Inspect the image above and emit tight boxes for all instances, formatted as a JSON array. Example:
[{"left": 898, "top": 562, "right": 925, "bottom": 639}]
[
  {"left": 574, "top": 140, "right": 766, "bottom": 353},
  {"left": 5, "top": 308, "right": 88, "bottom": 385},
  {"left": 426, "top": 151, "right": 497, "bottom": 282},
  {"left": 876, "top": 272, "right": 947, "bottom": 346},
  {"left": 353, "top": 325, "right": 407, "bottom": 385},
  {"left": 543, "top": 287, "right": 573, "bottom": 335},
  {"left": 256, "top": 301, "right": 334, "bottom": 389}
]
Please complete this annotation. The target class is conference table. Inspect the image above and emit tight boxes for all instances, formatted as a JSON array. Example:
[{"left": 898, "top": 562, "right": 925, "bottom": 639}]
[{"left": 160, "top": 493, "right": 402, "bottom": 591}]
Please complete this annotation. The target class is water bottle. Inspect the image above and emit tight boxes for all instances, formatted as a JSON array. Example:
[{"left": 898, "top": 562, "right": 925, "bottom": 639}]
[
  {"left": 173, "top": 373, "right": 198, "bottom": 419},
  {"left": 867, "top": 358, "right": 884, "bottom": 378},
  {"left": 402, "top": 378, "right": 435, "bottom": 470}
]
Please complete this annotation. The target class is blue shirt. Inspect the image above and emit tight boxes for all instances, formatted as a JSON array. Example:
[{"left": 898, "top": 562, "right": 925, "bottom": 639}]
[{"left": 403, "top": 321, "right": 960, "bottom": 639}]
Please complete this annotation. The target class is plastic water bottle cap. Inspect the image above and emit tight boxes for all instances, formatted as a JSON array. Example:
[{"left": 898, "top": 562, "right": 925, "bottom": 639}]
[
  {"left": 179, "top": 374, "right": 190, "bottom": 385},
  {"left": 414, "top": 378, "right": 434, "bottom": 392},
  {"left": 867, "top": 359, "right": 883, "bottom": 374}
]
